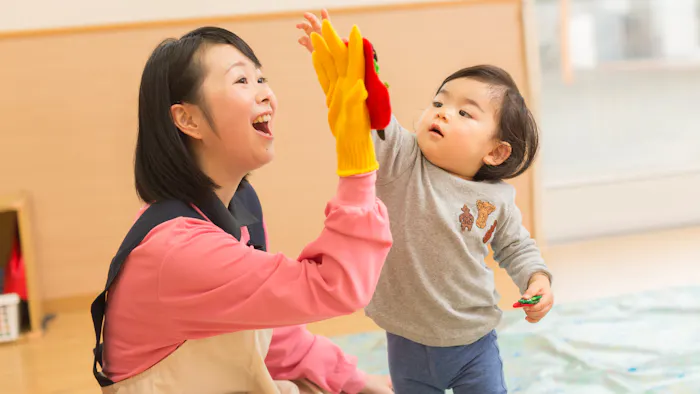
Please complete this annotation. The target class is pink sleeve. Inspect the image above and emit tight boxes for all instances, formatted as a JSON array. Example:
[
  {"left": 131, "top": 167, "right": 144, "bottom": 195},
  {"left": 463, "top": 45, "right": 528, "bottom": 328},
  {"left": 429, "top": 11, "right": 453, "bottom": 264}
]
[
  {"left": 265, "top": 325, "right": 366, "bottom": 394},
  {"left": 157, "top": 172, "right": 392, "bottom": 337}
]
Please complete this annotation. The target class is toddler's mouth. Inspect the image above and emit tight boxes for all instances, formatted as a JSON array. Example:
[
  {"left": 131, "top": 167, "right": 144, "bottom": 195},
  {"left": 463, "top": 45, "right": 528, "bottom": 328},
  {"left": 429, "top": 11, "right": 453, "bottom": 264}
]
[{"left": 429, "top": 123, "right": 444, "bottom": 137}]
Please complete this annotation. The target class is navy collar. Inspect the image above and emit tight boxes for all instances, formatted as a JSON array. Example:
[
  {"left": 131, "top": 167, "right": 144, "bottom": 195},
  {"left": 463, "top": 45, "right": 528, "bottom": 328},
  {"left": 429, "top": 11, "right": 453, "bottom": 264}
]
[{"left": 195, "top": 190, "right": 259, "bottom": 241}]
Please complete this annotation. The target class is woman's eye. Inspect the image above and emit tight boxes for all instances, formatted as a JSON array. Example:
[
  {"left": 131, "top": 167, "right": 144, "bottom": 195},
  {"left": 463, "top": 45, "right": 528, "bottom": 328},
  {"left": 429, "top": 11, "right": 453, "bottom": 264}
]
[
  {"left": 459, "top": 109, "right": 471, "bottom": 118},
  {"left": 432, "top": 101, "right": 443, "bottom": 108}
]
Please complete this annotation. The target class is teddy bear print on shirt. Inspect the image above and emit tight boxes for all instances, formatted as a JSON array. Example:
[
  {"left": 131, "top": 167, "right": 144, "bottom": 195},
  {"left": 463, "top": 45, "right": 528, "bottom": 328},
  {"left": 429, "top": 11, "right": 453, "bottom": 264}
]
[{"left": 459, "top": 200, "right": 498, "bottom": 243}]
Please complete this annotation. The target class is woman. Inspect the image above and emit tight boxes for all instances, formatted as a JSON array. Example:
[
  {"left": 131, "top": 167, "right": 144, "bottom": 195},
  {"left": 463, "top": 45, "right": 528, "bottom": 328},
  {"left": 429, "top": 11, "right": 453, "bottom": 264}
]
[{"left": 90, "top": 25, "right": 393, "bottom": 393}]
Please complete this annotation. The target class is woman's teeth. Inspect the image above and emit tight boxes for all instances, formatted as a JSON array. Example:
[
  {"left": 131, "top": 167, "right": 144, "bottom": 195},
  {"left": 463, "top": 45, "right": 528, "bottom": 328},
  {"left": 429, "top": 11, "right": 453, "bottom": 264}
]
[{"left": 253, "top": 114, "right": 272, "bottom": 124}]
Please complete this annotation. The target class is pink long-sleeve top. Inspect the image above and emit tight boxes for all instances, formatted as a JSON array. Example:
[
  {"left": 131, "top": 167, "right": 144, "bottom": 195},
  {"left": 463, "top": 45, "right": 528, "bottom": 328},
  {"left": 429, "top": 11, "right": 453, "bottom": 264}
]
[{"left": 101, "top": 172, "right": 392, "bottom": 393}]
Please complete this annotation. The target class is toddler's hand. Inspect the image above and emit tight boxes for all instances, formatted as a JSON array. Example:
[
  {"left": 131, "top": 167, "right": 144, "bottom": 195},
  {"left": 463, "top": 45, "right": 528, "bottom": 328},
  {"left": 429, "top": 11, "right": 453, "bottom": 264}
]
[
  {"left": 296, "top": 9, "right": 330, "bottom": 53},
  {"left": 521, "top": 272, "right": 553, "bottom": 323},
  {"left": 360, "top": 374, "right": 393, "bottom": 394}
]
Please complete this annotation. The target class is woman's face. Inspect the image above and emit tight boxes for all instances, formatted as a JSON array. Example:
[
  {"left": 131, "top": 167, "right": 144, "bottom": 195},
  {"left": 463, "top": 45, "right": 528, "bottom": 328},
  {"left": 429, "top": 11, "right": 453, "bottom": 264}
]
[{"left": 181, "top": 44, "right": 277, "bottom": 187}]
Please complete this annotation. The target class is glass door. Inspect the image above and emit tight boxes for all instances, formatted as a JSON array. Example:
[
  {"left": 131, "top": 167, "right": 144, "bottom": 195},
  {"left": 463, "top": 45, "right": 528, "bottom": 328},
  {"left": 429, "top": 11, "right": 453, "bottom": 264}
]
[{"left": 534, "top": 0, "right": 700, "bottom": 243}]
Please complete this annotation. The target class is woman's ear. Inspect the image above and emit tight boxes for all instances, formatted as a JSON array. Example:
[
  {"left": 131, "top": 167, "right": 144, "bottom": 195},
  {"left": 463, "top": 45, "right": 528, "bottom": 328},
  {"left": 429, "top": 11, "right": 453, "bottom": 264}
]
[
  {"left": 170, "top": 103, "right": 203, "bottom": 140},
  {"left": 483, "top": 141, "right": 512, "bottom": 166}
]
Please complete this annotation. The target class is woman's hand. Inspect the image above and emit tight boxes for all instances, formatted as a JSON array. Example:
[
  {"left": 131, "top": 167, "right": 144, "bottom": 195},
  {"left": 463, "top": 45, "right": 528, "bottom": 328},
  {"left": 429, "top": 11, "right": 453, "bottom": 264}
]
[
  {"left": 359, "top": 374, "right": 393, "bottom": 394},
  {"left": 309, "top": 19, "right": 378, "bottom": 177},
  {"left": 297, "top": 9, "right": 330, "bottom": 53}
]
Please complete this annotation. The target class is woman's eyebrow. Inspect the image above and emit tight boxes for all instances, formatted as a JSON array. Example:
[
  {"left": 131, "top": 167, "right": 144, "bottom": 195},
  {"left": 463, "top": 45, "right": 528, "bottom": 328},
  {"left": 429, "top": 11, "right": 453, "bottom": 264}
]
[{"left": 225, "top": 61, "right": 247, "bottom": 74}]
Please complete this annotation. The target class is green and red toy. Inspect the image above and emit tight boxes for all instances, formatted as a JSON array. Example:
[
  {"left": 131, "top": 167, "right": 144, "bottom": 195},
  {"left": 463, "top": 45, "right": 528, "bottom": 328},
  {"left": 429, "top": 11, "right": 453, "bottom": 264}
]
[
  {"left": 513, "top": 295, "right": 542, "bottom": 308},
  {"left": 344, "top": 38, "right": 391, "bottom": 140}
]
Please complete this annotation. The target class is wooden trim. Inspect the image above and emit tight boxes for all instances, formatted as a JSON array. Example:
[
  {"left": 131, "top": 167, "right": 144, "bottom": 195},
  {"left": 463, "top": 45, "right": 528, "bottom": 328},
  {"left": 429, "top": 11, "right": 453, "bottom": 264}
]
[
  {"left": 0, "top": 192, "right": 44, "bottom": 337},
  {"left": 0, "top": 0, "right": 519, "bottom": 40},
  {"left": 0, "top": 194, "right": 25, "bottom": 213},
  {"left": 518, "top": 0, "right": 546, "bottom": 247},
  {"left": 43, "top": 294, "right": 95, "bottom": 314}
]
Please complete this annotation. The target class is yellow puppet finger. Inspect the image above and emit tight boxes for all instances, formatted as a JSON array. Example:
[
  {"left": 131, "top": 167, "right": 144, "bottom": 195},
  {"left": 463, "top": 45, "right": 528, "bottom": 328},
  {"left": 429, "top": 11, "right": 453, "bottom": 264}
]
[
  {"left": 346, "top": 25, "right": 365, "bottom": 85},
  {"left": 321, "top": 19, "right": 348, "bottom": 77},
  {"left": 327, "top": 92, "right": 342, "bottom": 137},
  {"left": 311, "top": 52, "right": 330, "bottom": 95},
  {"left": 311, "top": 33, "right": 339, "bottom": 102},
  {"left": 344, "top": 79, "right": 369, "bottom": 119},
  {"left": 326, "top": 78, "right": 338, "bottom": 108},
  {"left": 310, "top": 32, "right": 334, "bottom": 69}
]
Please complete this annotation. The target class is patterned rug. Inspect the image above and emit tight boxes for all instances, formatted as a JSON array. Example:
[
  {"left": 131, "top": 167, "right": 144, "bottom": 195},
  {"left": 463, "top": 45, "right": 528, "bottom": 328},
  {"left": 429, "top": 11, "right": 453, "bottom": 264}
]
[{"left": 331, "top": 286, "right": 700, "bottom": 393}]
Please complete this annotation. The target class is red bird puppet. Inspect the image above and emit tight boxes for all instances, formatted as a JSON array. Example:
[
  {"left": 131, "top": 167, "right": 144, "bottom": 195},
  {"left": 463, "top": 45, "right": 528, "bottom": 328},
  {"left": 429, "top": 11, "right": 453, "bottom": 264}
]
[{"left": 344, "top": 38, "right": 392, "bottom": 140}]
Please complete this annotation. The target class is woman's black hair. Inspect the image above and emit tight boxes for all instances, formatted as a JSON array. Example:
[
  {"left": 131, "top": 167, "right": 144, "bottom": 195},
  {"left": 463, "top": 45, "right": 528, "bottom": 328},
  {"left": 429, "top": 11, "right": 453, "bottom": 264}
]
[
  {"left": 437, "top": 65, "right": 539, "bottom": 182},
  {"left": 134, "top": 26, "right": 261, "bottom": 204}
]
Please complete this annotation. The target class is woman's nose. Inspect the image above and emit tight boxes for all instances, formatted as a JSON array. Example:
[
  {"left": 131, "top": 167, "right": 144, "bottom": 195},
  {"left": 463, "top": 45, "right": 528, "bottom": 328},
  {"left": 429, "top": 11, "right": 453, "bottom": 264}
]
[{"left": 257, "top": 85, "right": 273, "bottom": 104}]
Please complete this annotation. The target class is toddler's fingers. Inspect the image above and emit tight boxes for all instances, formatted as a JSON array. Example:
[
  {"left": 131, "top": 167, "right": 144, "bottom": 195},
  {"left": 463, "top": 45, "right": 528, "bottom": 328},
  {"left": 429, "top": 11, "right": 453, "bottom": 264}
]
[
  {"left": 524, "top": 292, "right": 552, "bottom": 313},
  {"left": 298, "top": 36, "right": 313, "bottom": 52},
  {"left": 525, "top": 304, "right": 552, "bottom": 320},
  {"left": 297, "top": 21, "right": 313, "bottom": 35},
  {"left": 525, "top": 301, "right": 546, "bottom": 313},
  {"left": 304, "top": 12, "right": 323, "bottom": 32},
  {"left": 522, "top": 286, "right": 542, "bottom": 300}
]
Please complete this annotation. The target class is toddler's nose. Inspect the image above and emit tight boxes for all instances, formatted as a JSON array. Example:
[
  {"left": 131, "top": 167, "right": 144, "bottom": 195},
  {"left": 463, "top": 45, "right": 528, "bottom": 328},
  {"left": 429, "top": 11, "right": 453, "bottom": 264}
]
[{"left": 436, "top": 107, "right": 454, "bottom": 121}]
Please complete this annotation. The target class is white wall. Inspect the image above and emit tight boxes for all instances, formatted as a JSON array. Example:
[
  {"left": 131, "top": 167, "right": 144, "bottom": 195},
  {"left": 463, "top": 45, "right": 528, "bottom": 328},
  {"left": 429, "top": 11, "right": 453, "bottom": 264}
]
[
  {"left": 2, "top": 0, "right": 441, "bottom": 33},
  {"left": 540, "top": 69, "right": 700, "bottom": 185},
  {"left": 539, "top": 68, "right": 700, "bottom": 243}
]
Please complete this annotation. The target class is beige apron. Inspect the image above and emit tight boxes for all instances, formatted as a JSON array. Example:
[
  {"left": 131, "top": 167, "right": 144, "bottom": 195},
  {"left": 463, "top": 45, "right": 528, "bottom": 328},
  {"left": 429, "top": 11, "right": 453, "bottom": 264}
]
[{"left": 102, "top": 328, "right": 328, "bottom": 394}]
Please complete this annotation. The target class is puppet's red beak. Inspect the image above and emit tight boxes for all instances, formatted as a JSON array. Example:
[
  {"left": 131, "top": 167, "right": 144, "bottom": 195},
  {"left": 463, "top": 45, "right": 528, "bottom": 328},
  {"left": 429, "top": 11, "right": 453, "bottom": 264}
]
[{"left": 344, "top": 38, "right": 392, "bottom": 138}]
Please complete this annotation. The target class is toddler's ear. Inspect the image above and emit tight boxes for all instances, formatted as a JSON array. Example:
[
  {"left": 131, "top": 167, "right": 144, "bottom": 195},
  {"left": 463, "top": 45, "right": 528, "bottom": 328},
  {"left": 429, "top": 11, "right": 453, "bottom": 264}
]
[{"left": 483, "top": 141, "right": 512, "bottom": 166}]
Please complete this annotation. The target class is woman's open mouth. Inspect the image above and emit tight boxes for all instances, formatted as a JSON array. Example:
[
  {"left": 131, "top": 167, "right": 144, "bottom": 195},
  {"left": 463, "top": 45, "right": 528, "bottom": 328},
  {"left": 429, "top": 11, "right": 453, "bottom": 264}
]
[{"left": 252, "top": 114, "right": 272, "bottom": 137}]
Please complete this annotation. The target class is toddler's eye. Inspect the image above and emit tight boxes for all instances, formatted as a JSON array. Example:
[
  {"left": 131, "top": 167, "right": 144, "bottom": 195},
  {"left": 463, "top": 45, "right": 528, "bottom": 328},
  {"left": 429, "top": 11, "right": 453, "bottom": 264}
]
[
  {"left": 459, "top": 110, "right": 472, "bottom": 118},
  {"left": 235, "top": 77, "right": 247, "bottom": 84},
  {"left": 432, "top": 101, "right": 443, "bottom": 108},
  {"left": 258, "top": 77, "right": 268, "bottom": 84}
]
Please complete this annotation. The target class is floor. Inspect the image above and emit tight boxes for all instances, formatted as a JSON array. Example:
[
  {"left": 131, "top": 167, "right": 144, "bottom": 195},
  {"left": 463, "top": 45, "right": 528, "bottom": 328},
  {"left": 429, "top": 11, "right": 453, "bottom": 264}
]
[
  {"left": 334, "top": 285, "right": 700, "bottom": 393},
  {"left": 1, "top": 226, "right": 699, "bottom": 394}
]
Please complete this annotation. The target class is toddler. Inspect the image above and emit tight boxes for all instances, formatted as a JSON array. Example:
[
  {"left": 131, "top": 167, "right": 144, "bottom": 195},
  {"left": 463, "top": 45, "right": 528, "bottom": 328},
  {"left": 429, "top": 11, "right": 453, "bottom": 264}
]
[{"left": 299, "top": 12, "right": 553, "bottom": 394}]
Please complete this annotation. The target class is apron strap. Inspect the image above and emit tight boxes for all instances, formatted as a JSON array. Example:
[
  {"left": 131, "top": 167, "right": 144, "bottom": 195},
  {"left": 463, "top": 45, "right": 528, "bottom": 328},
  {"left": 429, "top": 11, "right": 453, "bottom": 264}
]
[
  {"left": 91, "top": 200, "right": 204, "bottom": 387},
  {"left": 91, "top": 184, "right": 268, "bottom": 387},
  {"left": 233, "top": 180, "right": 267, "bottom": 252}
]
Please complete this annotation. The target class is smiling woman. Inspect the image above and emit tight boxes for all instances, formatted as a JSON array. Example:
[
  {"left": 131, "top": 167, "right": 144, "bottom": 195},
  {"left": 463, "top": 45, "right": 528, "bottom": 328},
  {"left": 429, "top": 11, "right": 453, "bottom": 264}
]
[{"left": 92, "top": 25, "right": 393, "bottom": 394}]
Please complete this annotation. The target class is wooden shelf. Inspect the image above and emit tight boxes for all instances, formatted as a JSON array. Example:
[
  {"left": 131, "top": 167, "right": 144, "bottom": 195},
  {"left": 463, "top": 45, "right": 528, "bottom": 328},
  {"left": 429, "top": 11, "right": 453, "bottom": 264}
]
[{"left": 0, "top": 192, "right": 44, "bottom": 339}]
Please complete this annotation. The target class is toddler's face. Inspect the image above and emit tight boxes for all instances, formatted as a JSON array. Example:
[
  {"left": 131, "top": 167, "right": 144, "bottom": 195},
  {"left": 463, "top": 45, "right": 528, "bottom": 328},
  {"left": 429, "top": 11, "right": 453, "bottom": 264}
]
[{"left": 416, "top": 77, "right": 503, "bottom": 180}]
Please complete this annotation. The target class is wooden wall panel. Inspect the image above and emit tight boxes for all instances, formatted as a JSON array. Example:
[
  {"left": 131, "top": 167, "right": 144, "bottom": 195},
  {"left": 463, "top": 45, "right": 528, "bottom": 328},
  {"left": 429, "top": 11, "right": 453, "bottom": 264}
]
[{"left": 0, "top": 0, "right": 537, "bottom": 310}]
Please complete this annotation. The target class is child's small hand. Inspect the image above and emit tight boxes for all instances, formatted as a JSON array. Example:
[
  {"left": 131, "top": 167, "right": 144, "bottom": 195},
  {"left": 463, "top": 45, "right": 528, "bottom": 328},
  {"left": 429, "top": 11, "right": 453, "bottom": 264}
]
[
  {"left": 296, "top": 9, "right": 330, "bottom": 53},
  {"left": 521, "top": 272, "right": 553, "bottom": 323}
]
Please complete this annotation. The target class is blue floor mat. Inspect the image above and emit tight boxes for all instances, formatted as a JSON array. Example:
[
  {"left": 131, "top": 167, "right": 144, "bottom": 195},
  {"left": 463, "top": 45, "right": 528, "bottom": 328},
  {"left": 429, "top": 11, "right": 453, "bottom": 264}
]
[{"left": 330, "top": 286, "right": 700, "bottom": 393}]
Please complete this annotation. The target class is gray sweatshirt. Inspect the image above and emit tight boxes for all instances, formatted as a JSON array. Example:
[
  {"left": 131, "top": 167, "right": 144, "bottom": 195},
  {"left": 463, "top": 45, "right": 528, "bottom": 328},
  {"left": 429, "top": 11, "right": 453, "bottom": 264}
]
[{"left": 364, "top": 116, "right": 551, "bottom": 347}]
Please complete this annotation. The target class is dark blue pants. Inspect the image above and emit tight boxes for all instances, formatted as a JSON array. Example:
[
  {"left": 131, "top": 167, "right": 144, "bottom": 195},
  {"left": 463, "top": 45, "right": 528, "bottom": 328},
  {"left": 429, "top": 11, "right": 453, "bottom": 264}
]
[{"left": 387, "top": 330, "right": 507, "bottom": 393}]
